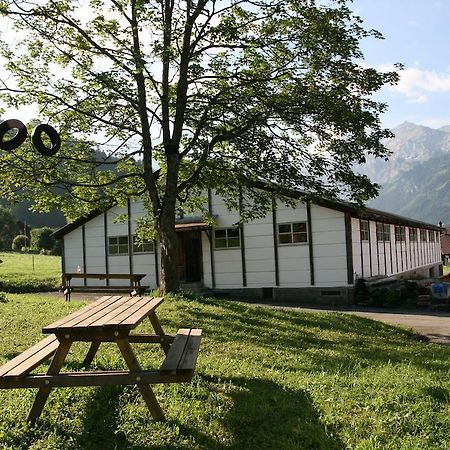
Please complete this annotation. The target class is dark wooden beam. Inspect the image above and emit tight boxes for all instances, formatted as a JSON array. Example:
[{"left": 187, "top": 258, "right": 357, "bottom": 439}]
[
  {"left": 344, "top": 213, "right": 354, "bottom": 285},
  {"left": 307, "top": 202, "right": 315, "bottom": 286},
  {"left": 208, "top": 189, "right": 216, "bottom": 288},
  {"left": 272, "top": 199, "right": 280, "bottom": 286},
  {"left": 104, "top": 212, "right": 109, "bottom": 286}
]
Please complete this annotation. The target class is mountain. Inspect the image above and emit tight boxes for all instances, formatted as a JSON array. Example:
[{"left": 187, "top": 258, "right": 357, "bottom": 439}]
[
  {"left": 0, "top": 199, "right": 66, "bottom": 229},
  {"left": 366, "top": 121, "right": 450, "bottom": 226},
  {"left": 363, "top": 121, "right": 450, "bottom": 184}
]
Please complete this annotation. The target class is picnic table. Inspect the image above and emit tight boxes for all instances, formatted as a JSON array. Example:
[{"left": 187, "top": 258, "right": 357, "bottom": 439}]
[
  {"left": 62, "top": 273, "right": 147, "bottom": 301},
  {"left": 0, "top": 295, "right": 202, "bottom": 423}
]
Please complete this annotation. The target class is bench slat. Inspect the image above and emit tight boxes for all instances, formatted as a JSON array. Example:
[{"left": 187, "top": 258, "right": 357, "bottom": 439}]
[
  {"left": 43, "top": 296, "right": 123, "bottom": 333},
  {"left": 178, "top": 329, "right": 202, "bottom": 373},
  {"left": 160, "top": 329, "right": 191, "bottom": 373},
  {"left": 87, "top": 296, "right": 144, "bottom": 328},
  {"left": 0, "top": 335, "right": 59, "bottom": 378},
  {"left": 117, "top": 297, "right": 164, "bottom": 328},
  {"left": 42, "top": 296, "right": 115, "bottom": 332},
  {"left": 0, "top": 369, "right": 193, "bottom": 389},
  {"left": 73, "top": 296, "right": 135, "bottom": 328}
]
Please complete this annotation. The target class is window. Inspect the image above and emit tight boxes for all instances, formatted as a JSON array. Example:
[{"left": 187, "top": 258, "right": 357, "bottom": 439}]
[
  {"left": 376, "top": 223, "right": 390, "bottom": 242},
  {"left": 409, "top": 228, "right": 418, "bottom": 242},
  {"left": 108, "top": 236, "right": 129, "bottom": 255},
  {"left": 420, "top": 229, "right": 427, "bottom": 242},
  {"left": 133, "top": 236, "right": 154, "bottom": 253},
  {"left": 360, "top": 220, "right": 369, "bottom": 241},
  {"left": 395, "top": 226, "right": 406, "bottom": 242},
  {"left": 214, "top": 228, "right": 240, "bottom": 248},
  {"left": 429, "top": 230, "right": 435, "bottom": 242},
  {"left": 278, "top": 222, "right": 308, "bottom": 244}
]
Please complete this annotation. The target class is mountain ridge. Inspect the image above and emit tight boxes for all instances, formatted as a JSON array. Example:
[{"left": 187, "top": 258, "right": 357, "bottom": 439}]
[{"left": 367, "top": 121, "right": 450, "bottom": 225}]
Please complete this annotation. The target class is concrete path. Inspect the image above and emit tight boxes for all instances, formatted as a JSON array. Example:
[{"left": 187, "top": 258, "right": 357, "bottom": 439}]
[{"left": 255, "top": 303, "right": 450, "bottom": 345}]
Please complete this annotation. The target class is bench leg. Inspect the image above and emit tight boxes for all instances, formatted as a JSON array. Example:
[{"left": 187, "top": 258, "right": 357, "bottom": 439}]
[
  {"left": 28, "top": 340, "right": 72, "bottom": 424},
  {"left": 83, "top": 341, "right": 101, "bottom": 367},
  {"left": 148, "top": 313, "right": 171, "bottom": 355},
  {"left": 116, "top": 338, "right": 165, "bottom": 421}
]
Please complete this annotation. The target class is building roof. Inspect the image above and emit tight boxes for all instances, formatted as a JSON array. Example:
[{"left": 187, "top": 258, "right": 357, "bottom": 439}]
[{"left": 52, "top": 186, "right": 442, "bottom": 239}]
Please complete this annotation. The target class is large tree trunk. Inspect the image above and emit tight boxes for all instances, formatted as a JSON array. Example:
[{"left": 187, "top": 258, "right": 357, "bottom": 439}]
[
  {"left": 158, "top": 205, "right": 179, "bottom": 294},
  {"left": 158, "top": 152, "right": 181, "bottom": 294}
]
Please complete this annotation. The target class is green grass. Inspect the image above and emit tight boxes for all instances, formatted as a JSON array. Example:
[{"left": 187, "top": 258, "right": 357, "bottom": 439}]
[
  {"left": 0, "top": 252, "right": 61, "bottom": 292},
  {"left": 0, "top": 293, "right": 450, "bottom": 449}
]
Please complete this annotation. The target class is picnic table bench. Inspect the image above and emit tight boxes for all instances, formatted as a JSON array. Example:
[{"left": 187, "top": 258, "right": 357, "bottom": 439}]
[
  {"left": 62, "top": 273, "right": 147, "bottom": 301},
  {"left": 0, "top": 295, "right": 202, "bottom": 423}
]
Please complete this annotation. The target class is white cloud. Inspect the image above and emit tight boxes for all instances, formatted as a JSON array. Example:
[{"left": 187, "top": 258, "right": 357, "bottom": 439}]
[{"left": 379, "top": 65, "right": 450, "bottom": 103}]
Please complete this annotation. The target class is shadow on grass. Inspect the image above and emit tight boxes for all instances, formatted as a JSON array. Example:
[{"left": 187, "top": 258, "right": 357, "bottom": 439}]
[
  {"left": 173, "top": 374, "right": 344, "bottom": 450},
  {"left": 161, "top": 294, "right": 450, "bottom": 375},
  {"left": 33, "top": 375, "right": 343, "bottom": 450}
]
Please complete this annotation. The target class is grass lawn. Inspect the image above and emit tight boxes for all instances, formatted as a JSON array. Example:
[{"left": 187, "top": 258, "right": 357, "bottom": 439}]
[
  {"left": 0, "top": 293, "right": 449, "bottom": 450},
  {"left": 0, "top": 252, "right": 61, "bottom": 292}
]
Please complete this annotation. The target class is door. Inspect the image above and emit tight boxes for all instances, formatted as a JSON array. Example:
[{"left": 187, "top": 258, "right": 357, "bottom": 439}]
[{"left": 176, "top": 231, "right": 203, "bottom": 283}]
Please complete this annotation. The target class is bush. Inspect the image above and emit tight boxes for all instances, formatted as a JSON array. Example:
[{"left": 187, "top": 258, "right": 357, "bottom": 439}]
[
  {"left": 30, "top": 227, "right": 56, "bottom": 253},
  {"left": 12, "top": 234, "right": 29, "bottom": 252},
  {"left": 0, "top": 292, "right": 8, "bottom": 303}
]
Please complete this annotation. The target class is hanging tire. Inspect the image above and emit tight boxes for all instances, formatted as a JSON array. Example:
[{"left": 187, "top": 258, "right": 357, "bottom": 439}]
[
  {"left": 0, "top": 119, "right": 27, "bottom": 151},
  {"left": 31, "top": 123, "right": 61, "bottom": 156}
]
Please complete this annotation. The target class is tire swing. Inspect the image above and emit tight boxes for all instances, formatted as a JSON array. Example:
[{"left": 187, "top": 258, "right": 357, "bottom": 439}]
[
  {"left": 31, "top": 124, "right": 61, "bottom": 156},
  {"left": 0, "top": 119, "right": 28, "bottom": 151}
]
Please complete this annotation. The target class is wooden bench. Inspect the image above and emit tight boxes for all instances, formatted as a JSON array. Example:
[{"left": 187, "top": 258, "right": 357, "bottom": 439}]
[
  {"left": 161, "top": 328, "right": 202, "bottom": 378},
  {"left": 0, "top": 296, "right": 202, "bottom": 423},
  {"left": 62, "top": 273, "right": 146, "bottom": 301},
  {"left": 0, "top": 335, "right": 59, "bottom": 379}
]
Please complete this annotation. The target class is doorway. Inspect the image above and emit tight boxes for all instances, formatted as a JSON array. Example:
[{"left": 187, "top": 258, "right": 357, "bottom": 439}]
[{"left": 176, "top": 231, "right": 203, "bottom": 283}]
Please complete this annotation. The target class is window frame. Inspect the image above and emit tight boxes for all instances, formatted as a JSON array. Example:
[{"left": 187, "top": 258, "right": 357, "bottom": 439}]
[
  {"left": 277, "top": 221, "right": 308, "bottom": 245},
  {"left": 132, "top": 235, "right": 155, "bottom": 254},
  {"left": 394, "top": 225, "right": 406, "bottom": 242},
  {"left": 214, "top": 227, "right": 241, "bottom": 249},
  {"left": 360, "top": 220, "right": 370, "bottom": 242},
  {"left": 108, "top": 235, "right": 129, "bottom": 256},
  {"left": 409, "top": 228, "right": 418, "bottom": 242},
  {"left": 376, "top": 223, "right": 391, "bottom": 242},
  {"left": 420, "top": 229, "right": 428, "bottom": 242}
]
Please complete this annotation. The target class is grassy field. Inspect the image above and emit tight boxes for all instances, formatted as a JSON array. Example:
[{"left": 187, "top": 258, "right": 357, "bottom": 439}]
[
  {"left": 0, "top": 252, "right": 61, "bottom": 292},
  {"left": 0, "top": 293, "right": 449, "bottom": 449},
  {"left": 444, "top": 264, "right": 450, "bottom": 276}
]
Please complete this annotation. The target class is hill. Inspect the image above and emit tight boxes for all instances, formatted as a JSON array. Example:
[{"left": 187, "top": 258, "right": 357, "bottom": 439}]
[{"left": 365, "top": 122, "right": 450, "bottom": 225}]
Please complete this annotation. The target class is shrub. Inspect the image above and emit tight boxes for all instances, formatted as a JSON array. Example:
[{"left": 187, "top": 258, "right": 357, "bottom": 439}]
[
  {"left": 30, "top": 227, "right": 56, "bottom": 252},
  {"left": 12, "top": 234, "right": 29, "bottom": 252},
  {"left": 0, "top": 292, "right": 8, "bottom": 303}
]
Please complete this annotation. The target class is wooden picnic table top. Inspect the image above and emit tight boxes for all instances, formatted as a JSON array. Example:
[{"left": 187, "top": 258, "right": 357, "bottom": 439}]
[
  {"left": 63, "top": 273, "right": 146, "bottom": 280},
  {"left": 42, "top": 295, "right": 164, "bottom": 336}
]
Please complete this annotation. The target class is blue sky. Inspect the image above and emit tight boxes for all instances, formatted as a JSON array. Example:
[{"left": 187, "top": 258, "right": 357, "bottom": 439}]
[{"left": 354, "top": 0, "right": 450, "bottom": 129}]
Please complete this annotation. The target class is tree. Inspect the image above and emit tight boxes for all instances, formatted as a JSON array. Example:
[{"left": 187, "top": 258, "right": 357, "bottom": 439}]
[
  {"left": 30, "top": 226, "right": 56, "bottom": 252},
  {"left": 0, "top": 206, "right": 18, "bottom": 250},
  {"left": 11, "top": 234, "right": 28, "bottom": 252},
  {"left": 0, "top": 0, "right": 399, "bottom": 292}
]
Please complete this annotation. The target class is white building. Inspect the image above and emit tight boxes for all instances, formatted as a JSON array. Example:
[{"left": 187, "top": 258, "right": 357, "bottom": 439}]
[{"left": 53, "top": 189, "right": 442, "bottom": 304}]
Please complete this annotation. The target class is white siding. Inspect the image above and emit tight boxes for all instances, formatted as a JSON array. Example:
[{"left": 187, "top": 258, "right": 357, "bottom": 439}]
[
  {"left": 244, "top": 214, "right": 276, "bottom": 288},
  {"left": 62, "top": 191, "right": 441, "bottom": 292},
  {"left": 311, "top": 205, "right": 347, "bottom": 287},
  {"left": 64, "top": 228, "right": 84, "bottom": 286},
  {"left": 84, "top": 215, "right": 106, "bottom": 286},
  {"left": 351, "top": 219, "right": 441, "bottom": 279}
]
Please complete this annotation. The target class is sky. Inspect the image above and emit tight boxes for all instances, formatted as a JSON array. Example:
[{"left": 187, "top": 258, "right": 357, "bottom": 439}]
[
  {"left": 354, "top": 0, "right": 450, "bottom": 129},
  {"left": 1, "top": 0, "right": 450, "bottom": 131}
]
